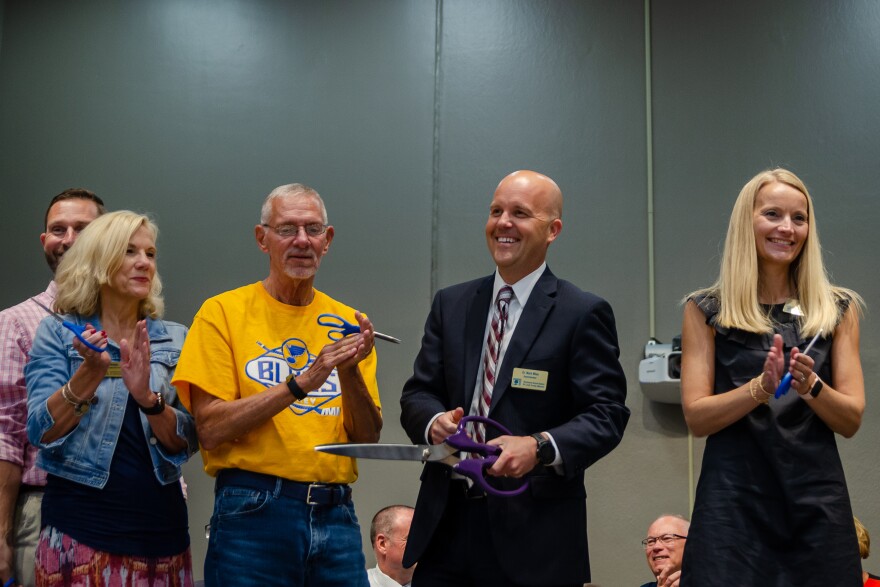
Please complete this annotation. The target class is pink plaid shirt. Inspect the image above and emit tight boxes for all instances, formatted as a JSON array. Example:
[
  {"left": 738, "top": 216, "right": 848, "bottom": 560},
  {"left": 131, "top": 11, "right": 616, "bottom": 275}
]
[{"left": 0, "top": 281, "right": 55, "bottom": 486}]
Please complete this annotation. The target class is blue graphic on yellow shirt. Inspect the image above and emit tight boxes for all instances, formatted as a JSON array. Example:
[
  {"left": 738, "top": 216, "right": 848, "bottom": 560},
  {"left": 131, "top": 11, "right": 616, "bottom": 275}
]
[{"left": 245, "top": 338, "right": 339, "bottom": 416}]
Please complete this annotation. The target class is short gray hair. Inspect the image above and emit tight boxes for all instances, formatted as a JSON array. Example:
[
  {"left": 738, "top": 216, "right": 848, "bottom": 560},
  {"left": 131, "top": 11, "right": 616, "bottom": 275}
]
[
  {"left": 648, "top": 514, "right": 690, "bottom": 532},
  {"left": 260, "top": 183, "right": 328, "bottom": 224}
]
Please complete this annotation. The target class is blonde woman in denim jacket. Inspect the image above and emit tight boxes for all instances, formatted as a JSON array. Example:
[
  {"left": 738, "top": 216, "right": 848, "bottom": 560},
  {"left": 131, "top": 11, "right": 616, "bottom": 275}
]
[{"left": 25, "top": 211, "right": 197, "bottom": 587}]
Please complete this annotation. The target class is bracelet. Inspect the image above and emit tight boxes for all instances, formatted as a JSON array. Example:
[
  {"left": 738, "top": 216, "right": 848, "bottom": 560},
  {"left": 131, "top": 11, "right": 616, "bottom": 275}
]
[
  {"left": 749, "top": 376, "right": 770, "bottom": 405},
  {"left": 60, "top": 382, "right": 80, "bottom": 407},
  {"left": 755, "top": 376, "right": 770, "bottom": 397},
  {"left": 60, "top": 382, "right": 96, "bottom": 417}
]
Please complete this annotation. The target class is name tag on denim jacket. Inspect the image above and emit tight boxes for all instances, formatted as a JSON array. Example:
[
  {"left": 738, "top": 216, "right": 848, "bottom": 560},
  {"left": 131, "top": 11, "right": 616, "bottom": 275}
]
[{"left": 106, "top": 362, "right": 122, "bottom": 378}]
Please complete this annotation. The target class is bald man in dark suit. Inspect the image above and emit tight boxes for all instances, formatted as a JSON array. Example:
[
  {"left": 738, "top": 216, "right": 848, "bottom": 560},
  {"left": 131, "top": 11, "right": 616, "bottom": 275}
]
[{"left": 400, "top": 170, "right": 629, "bottom": 587}]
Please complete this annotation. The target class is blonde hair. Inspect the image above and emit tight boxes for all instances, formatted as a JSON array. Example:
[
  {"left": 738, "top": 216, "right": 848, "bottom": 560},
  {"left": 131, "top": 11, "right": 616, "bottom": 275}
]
[
  {"left": 856, "top": 516, "right": 871, "bottom": 559},
  {"left": 688, "top": 168, "right": 862, "bottom": 336},
  {"left": 54, "top": 210, "right": 164, "bottom": 319}
]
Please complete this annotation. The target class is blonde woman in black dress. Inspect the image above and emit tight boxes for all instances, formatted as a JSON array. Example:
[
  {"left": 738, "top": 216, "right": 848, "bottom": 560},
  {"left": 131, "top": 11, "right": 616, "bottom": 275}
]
[{"left": 680, "top": 168, "right": 864, "bottom": 585}]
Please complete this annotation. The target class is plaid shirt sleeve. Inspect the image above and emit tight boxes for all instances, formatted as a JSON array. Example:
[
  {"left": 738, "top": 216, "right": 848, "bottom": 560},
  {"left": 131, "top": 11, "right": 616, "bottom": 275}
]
[
  {"left": 0, "top": 308, "right": 34, "bottom": 466},
  {"left": 0, "top": 285, "right": 53, "bottom": 484}
]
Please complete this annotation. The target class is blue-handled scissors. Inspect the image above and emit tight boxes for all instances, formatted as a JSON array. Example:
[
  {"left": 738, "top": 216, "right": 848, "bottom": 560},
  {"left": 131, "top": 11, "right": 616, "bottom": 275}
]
[
  {"left": 30, "top": 298, "right": 107, "bottom": 353},
  {"left": 315, "top": 415, "right": 529, "bottom": 498},
  {"left": 774, "top": 329, "right": 823, "bottom": 398},
  {"left": 317, "top": 313, "right": 401, "bottom": 344}
]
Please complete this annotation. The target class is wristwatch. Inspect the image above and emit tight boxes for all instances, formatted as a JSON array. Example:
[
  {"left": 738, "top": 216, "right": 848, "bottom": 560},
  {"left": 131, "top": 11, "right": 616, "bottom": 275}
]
[
  {"left": 139, "top": 392, "right": 166, "bottom": 415},
  {"left": 809, "top": 377, "right": 824, "bottom": 398},
  {"left": 286, "top": 373, "right": 308, "bottom": 400},
  {"left": 800, "top": 377, "right": 824, "bottom": 401},
  {"left": 531, "top": 433, "right": 556, "bottom": 466}
]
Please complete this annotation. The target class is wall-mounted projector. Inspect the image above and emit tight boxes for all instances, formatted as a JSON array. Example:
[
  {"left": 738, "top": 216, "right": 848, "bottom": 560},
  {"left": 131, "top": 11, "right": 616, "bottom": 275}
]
[{"left": 638, "top": 338, "right": 682, "bottom": 404}]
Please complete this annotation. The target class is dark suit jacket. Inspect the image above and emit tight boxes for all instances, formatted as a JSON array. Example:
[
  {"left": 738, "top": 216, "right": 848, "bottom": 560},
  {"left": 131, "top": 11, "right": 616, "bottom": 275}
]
[{"left": 399, "top": 268, "right": 629, "bottom": 586}]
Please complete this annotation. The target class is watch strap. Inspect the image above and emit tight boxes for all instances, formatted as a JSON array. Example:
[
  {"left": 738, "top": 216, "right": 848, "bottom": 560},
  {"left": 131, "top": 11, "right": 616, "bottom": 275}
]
[
  {"left": 799, "top": 377, "right": 823, "bottom": 402},
  {"left": 531, "top": 432, "right": 555, "bottom": 465},
  {"left": 286, "top": 374, "right": 307, "bottom": 400},
  {"left": 809, "top": 377, "right": 824, "bottom": 398},
  {"left": 139, "top": 392, "right": 165, "bottom": 415}
]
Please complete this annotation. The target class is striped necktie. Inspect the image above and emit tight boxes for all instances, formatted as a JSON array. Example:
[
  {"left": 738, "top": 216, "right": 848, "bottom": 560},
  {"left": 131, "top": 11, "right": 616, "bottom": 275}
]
[{"left": 474, "top": 285, "right": 513, "bottom": 443}]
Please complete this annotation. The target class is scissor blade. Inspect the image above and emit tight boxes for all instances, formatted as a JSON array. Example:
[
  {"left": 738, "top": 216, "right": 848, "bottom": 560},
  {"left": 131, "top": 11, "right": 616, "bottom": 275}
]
[
  {"left": 374, "top": 332, "right": 401, "bottom": 344},
  {"left": 30, "top": 298, "right": 63, "bottom": 322},
  {"left": 314, "top": 443, "right": 452, "bottom": 462}
]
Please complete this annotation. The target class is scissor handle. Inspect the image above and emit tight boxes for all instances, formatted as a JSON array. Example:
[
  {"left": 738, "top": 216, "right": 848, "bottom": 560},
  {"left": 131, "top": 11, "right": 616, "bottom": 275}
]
[
  {"left": 64, "top": 322, "right": 107, "bottom": 353},
  {"left": 318, "top": 314, "right": 359, "bottom": 339},
  {"left": 453, "top": 456, "right": 529, "bottom": 497},
  {"left": 445, "top": 415, "right": 510, "bottom": 454},
  {"left": 774, "top": 372, "right": 794, "bottom": 399},
  {"left": 448, "top": 415, "right": 529, "bottom": 498}
]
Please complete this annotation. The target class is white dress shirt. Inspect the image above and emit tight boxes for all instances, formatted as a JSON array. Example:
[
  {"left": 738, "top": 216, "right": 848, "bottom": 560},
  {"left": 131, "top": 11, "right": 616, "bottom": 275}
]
[
  {"left": 367, "top": 565, "right": 409, "bottom": 587},
  {"left": 426, "top": 263, "right": 562, "bottom": 467}
]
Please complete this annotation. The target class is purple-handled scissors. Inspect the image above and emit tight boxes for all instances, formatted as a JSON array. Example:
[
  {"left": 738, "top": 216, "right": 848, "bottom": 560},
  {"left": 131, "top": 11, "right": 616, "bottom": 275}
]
[
  {"left": 315, "top": 415, "right": 529, "bottom": 497},
  {"left": 30, "top": 298, "right": 107, "bottom": 353}
]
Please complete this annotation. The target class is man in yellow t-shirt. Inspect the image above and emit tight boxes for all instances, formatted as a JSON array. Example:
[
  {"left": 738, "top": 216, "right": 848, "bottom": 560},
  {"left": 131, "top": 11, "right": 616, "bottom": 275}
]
[{"left": 173, "top": 183, "right": 382, "bottom": 587}]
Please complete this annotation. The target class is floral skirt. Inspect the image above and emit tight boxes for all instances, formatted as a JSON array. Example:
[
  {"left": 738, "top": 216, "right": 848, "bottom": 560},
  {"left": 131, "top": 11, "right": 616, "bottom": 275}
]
[{"left": 35, "top": 526, "right": 193, "bottom": 587}]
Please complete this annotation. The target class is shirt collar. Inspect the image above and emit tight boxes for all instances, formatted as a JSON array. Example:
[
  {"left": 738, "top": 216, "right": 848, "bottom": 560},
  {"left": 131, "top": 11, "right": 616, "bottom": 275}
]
[{"left": 492, "top": 262, "right": 546, "bottom": 307}]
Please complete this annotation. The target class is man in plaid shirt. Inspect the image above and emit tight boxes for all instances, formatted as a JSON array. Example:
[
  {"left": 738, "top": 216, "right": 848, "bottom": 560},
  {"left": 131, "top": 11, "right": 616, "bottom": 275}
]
[{"left": 0, "top": 189, "right": 104, "bottom": 587}]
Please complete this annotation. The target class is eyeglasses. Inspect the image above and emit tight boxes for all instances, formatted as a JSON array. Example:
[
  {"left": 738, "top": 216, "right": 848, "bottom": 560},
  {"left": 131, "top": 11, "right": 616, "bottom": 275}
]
[
  {"left": 262, "top": 223, "right": 328, "bottom": 238},
  {"left": 641, "top": 533, "right": 687, "bottom": 549}
]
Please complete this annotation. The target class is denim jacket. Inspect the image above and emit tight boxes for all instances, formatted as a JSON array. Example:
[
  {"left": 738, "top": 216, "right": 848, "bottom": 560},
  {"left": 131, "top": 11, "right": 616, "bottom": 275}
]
[{"left": 25, "top": 314, "right": 198, "bottom": 489}]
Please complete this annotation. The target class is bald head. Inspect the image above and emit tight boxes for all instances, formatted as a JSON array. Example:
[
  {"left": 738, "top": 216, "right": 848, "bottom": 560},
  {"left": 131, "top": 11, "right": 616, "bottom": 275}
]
[
  {"left": 496, "top": 170, "right": 563, "bottom": 219},
  {"left": 371, "top": 505, "right": 415, "bottom": 585},
  {"left": 485, "top": 170, "right": 563, "bottom": 284}
]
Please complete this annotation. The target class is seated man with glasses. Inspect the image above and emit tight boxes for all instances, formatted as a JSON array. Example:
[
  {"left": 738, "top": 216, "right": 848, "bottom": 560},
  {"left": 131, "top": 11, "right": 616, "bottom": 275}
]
[
  {"left": 173, "top": 183, "right": 382, "bottom": 587},
  {"left": 640, "top": 515, "right": 689, "bottom": 587}
]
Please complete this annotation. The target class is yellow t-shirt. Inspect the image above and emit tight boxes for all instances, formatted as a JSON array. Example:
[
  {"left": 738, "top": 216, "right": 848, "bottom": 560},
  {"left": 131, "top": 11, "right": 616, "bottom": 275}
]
[{"left": 172, "top": 282, "right": 380, "bottom": 483}]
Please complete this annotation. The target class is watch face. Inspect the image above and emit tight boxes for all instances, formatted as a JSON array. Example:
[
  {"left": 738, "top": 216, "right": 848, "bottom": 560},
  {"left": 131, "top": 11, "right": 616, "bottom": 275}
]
[
  {"left": 533, "top": 434, "right": 555, "bottom": 464},
  {"left": 538, "top": 443, "right": 554, "bottom": 464}
]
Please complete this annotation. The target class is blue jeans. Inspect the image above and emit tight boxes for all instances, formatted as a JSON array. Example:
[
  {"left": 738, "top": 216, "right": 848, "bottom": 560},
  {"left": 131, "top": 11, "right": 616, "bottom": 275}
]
[{"left": 204, "top": 475, "right": 368, "bottom": 587}]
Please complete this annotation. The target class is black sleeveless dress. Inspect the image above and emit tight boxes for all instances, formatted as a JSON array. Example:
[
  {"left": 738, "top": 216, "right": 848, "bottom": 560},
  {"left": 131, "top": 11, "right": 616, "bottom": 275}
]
[{"left": 680, "top": 296, "right": 861, "bottom": 586}]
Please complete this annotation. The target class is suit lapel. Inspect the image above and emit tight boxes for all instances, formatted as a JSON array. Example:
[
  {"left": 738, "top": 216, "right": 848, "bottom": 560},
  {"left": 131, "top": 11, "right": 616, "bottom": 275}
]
[
  {"left": 488, "top": 269, "right": 558, "bottom": 414},
  {"left": 462, "top": 276, "right": 493, "bottom": 410}
]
